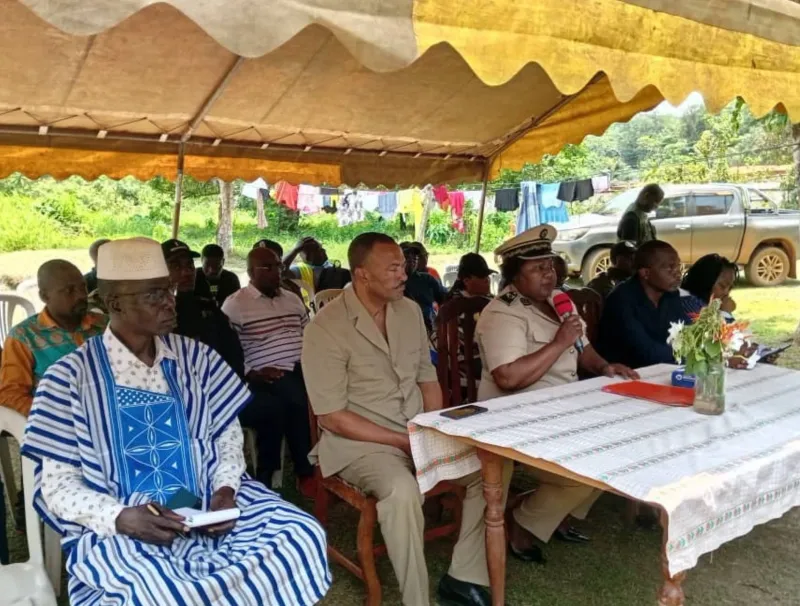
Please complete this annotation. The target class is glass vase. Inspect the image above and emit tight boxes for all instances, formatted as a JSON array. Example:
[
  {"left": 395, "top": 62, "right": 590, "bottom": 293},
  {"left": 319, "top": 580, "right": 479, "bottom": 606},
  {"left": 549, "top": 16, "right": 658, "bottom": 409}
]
[{"left": 693, "top": 361, "right": 726, "bottom": 415}]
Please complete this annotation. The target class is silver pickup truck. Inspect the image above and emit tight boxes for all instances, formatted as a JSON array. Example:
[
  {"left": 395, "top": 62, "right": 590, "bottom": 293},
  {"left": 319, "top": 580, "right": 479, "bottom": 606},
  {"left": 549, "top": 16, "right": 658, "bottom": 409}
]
[{"left": 552, "top": 183, "right": 800, "bottom": 287}]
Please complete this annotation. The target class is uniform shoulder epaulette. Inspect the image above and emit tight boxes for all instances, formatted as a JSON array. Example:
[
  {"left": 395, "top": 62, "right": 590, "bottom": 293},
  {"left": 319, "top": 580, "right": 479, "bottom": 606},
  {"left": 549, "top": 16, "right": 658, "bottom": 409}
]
[{"left": 498, "top": 291, "right": 518, "bottom": 305}]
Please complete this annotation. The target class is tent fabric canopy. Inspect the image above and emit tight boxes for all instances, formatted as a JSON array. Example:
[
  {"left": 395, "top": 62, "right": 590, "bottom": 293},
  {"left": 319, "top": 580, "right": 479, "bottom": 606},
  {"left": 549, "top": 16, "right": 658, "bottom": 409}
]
[{"left": 1, "top": 0, "right": 799, "bottom": 186}]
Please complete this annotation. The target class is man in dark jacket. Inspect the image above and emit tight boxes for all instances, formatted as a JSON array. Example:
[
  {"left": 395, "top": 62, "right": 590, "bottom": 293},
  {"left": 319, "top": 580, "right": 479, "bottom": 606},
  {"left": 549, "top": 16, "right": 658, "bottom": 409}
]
[
  {"left": 196, "top": 244, "right": 241, "bottom": 307},
  {"left": 161, "top": 239, "right": 244, "bottom": 376},
  {"left": 586, "top": 241, "right": 637, "bottom": 299},
  {"left": 616, "top": 184, "right": 663, "bottom": 245}
]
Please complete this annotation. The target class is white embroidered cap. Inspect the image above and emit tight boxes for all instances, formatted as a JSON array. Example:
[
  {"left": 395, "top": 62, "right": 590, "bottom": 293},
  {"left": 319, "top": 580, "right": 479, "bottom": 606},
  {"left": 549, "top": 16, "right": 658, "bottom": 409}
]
[{"left": 97, "top": 237, "right": 169, "bottom": 281}]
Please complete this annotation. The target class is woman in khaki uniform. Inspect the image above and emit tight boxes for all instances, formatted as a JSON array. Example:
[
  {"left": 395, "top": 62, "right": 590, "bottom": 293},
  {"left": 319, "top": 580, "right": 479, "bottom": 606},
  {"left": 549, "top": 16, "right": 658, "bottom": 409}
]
[{"left": 476, "top": 225, "right": 638, "bottom": 564}]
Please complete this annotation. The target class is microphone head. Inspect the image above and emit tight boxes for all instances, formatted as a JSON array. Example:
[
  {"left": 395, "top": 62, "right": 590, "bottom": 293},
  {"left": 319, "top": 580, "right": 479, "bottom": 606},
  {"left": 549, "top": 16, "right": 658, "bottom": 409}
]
[{"left": 552, "top": 291, "right": 574, "bottom": 317}]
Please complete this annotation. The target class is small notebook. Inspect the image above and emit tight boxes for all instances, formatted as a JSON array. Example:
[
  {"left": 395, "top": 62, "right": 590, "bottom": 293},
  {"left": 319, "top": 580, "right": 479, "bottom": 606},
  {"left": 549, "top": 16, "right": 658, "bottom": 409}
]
[
  {"left": 173, "top": 507, "right": 241, "bottom": 529},
  {"left": 602, "top": 381, "right": 694, "bottom": 407}
]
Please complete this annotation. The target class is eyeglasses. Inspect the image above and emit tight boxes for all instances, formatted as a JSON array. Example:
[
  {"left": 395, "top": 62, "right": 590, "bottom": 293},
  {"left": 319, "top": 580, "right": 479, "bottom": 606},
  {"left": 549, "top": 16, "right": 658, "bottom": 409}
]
[{"left": 116, "top": 286, "right": 177, "bottom": 306}]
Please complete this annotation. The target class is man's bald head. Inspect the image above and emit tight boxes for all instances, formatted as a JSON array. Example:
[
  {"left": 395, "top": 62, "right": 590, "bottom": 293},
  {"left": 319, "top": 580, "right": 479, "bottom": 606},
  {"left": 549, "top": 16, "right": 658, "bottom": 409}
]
[
  {"left": 247, "top": 247, "right": 282, "bottom": 296},
  {"left": 37, "top": 260, "right": 88, "bottom": 324},
  {"left": 89, "top": 239, "right": 111, "bottom": 265}
]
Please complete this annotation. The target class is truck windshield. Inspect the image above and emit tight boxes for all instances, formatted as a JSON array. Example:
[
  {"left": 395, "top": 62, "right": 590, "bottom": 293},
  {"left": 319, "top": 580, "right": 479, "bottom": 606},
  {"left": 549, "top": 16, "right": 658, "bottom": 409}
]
[{"left": 598, "top": 188, "right": 641, "bottom": 215}]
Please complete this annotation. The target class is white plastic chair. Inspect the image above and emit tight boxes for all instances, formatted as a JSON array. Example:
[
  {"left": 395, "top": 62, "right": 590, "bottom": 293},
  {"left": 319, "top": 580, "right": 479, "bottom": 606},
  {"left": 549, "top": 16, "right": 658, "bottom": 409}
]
[
  {"left": 0, "top": 408, "right": 58, "bottom": 606},
  {"left": 0, "top": 294, "right": 36, "bottom": 342},
  {"left": 490, "top": 273, "right": 502, "bottom": 295},
  {"left": 14, "top": 279, "right": 43, "bottom": 314},
  {"left": 0, "top": 294, "right": 36, "bottom": 533},
  {"left": 291, "top": 280, "right": 315, "bottom": 315},
  {"left": 442, "top": 271, "right": 458, "bottom": 289},
  {"left": 313, "top": 289, "right": 343, "bottom": 311}
]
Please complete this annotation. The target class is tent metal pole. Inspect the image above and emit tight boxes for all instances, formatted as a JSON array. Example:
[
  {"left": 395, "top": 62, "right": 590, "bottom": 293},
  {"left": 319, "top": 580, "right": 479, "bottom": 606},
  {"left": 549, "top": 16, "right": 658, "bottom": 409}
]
[
  {"left": 171, "top": 143, "right": 185, "bottom": 239},
  {"left": 474, "top": 161, "right": 491, "bottom": 253}
]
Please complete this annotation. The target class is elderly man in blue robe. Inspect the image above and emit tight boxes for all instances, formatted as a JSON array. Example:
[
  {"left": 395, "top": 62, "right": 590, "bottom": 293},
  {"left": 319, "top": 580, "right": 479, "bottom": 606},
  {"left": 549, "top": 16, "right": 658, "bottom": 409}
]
[{"left": 21, "top": 237, "right": 330, "bottom": 606}]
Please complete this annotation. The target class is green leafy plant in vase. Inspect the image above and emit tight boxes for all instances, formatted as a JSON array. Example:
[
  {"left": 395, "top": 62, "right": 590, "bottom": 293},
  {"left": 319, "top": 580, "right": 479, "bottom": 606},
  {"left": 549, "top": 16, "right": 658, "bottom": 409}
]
[{"left": 667, "top": 299, "right": 749, "bottom": 415}]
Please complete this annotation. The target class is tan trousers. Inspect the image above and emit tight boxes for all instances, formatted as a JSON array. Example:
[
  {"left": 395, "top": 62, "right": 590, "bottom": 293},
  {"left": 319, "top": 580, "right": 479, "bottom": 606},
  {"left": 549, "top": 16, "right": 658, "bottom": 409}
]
[
  {"left": 512, "top": 467, "right": 601, "bottom": 543},
  {"left": 338, "top": 451, "right": 491, "bottom": 606}
]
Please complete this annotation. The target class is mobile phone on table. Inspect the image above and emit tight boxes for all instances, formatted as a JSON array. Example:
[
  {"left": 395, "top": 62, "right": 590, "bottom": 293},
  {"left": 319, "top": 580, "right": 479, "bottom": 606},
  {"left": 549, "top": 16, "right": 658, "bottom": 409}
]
[{"left": 440, "top": 404, "right": 489, "bottom": 420}]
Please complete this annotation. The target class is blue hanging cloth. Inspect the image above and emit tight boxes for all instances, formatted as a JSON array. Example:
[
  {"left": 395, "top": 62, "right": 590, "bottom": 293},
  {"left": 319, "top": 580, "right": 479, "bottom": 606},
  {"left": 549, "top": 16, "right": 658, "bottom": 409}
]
[
  {"left": 516, "top": 182, "right": 541, "bottom": 234},
  {"left": 539, "top": 183, "right": 570, "bottom": 223}
]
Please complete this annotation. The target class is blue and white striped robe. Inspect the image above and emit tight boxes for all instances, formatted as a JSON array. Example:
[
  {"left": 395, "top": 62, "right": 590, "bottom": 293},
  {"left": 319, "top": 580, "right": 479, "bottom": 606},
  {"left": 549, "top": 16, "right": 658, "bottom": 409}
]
[{"left": 21, "top": 334, "right": 331, "bottom": 606}]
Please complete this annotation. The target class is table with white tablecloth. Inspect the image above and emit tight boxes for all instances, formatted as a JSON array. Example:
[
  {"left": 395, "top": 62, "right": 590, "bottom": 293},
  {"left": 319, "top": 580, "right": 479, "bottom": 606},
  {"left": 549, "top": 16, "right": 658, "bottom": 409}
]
[{"left": 409, "top": 363, "right": 800, "bottom": 605}]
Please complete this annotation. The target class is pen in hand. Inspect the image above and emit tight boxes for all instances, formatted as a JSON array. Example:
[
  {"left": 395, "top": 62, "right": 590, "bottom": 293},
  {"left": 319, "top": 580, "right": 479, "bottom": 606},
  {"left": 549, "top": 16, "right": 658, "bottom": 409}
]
[{"left": 147, "top": 502, "right": 190, "bottom": 537}]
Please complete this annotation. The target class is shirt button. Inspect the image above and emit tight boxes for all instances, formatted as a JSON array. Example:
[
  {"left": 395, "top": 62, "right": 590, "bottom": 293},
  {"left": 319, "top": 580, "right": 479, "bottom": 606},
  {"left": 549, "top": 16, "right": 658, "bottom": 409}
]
[
  {"left": 570, "top": 371, "right": 576, "bottom": 377},
  {"left": 569, "top": 348, "right": 575, "bottom": 354}
]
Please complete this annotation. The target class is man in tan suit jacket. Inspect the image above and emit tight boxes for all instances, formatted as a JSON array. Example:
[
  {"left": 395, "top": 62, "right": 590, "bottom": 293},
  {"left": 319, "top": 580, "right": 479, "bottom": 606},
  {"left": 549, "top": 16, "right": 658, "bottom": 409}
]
[{"left": 302, "top": 233, "right": 491, "bottom": 606}]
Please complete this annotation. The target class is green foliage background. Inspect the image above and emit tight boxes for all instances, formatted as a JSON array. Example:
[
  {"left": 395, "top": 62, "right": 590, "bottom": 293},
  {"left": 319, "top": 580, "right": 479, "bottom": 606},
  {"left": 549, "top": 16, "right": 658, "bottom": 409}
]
[{"left": 0, "top": 99, "right": 796, "bottom": 258}]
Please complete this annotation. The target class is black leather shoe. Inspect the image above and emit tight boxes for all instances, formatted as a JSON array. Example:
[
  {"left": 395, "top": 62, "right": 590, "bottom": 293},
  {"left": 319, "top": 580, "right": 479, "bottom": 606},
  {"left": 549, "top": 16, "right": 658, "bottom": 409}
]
[
  {"left": 509, "top": 542, "right": 546, "bottom": 564},
  {"left": 554, "top": 526, "right": 590, "bottom": 543},
  {"left": 437, "top": 574, "right": 491, "bottom": 606}
]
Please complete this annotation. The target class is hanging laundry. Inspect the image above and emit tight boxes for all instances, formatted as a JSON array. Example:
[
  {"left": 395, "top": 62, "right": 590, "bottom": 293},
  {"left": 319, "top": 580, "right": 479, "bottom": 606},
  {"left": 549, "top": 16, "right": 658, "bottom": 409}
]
[
  {"left": 378, "top": 192, "right": 398, "bottom": 220},
  {"left": 274, "top": 181, "right": 299, "bottom": 210},
  {"left": 396, "top": 189, "right": 414, "bottom": 213},
  {"left": 433, "top": 185, "right": 450, "bottom": 210},
  {"left": 462, "top": 190, "right": 483, "bottom": 208},
  {"left": 495, "top": 188, "right": 520, "bottom": 212},
  {"left": 557, "top": 179, "right": 594, "bottom": 202},
  {"left": 397, "top": 189, "right": 424, "bottom": 225},
  {"left": 320, "top": 186, "right": 339, "bottom": 196},
  {"left": 337, "top": 192, "right": 364, "bottom": 226},
  {"left": 359, "top": 191, "right": 380, "bottom": 213},
  {"left": 591, "top": 175, "right": 611, "bottom": 194},
  {"left": 241, "top": 177, "right": 269, "bottom": 200},
  {"left": 516, "top": 182, "right": 541, "bottom": 235},
  {"left": 539, "top": 182, "right": 570, "bottom": 223},
  {"left": 447, "top": 191, "right": 466, "bottom": 233},
  {"left": 298, "top": 184, "right": 321, "bottom": 215}
]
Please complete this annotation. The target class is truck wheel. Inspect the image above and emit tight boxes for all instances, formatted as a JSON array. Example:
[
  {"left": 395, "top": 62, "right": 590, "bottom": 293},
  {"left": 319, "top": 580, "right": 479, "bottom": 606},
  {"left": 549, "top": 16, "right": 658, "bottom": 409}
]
[
  {"left": 581, "top": 248, "right": 612, "bottom": 284},
  {"left": 746, "top": 246, "right": 790, "bottom": 287}
]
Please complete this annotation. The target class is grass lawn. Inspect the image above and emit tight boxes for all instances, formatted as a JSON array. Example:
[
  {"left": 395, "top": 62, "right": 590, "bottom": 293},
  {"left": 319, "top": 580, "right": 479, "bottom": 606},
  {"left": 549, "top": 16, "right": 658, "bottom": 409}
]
[{"left": 2, "top": 261, "right": 799, "bottom": 605}]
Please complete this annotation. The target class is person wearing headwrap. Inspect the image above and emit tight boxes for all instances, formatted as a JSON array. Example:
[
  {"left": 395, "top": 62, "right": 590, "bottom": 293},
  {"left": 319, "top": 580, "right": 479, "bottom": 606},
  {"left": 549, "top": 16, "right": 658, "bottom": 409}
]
[{"left": 21, "top": 237, "right": 330, "bottom": 606}]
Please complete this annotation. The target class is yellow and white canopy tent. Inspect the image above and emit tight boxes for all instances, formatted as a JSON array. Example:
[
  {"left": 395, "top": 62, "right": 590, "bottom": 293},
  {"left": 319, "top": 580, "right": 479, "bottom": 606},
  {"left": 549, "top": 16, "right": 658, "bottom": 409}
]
[{"left": 1, "top": 0, "right": 800, "bottom": 242}]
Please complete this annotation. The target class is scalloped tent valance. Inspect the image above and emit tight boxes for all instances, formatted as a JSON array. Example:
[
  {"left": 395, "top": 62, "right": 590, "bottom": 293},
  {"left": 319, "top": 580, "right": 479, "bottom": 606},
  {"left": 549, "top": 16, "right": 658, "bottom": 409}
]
[{"left": 1, "top": 0, "right": 799, "bottom": 186}]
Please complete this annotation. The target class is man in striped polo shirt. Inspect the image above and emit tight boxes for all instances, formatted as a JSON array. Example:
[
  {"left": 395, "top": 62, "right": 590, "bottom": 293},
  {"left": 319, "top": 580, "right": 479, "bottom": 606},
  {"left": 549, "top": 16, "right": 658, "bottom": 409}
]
[{"left": 222, "top": 246, "right": 314, "bottom": 494}]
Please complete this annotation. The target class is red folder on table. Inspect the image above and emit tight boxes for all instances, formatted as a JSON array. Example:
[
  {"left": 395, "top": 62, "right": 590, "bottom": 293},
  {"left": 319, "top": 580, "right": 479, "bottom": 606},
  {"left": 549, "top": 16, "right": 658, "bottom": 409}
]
[{"left": 601, "top": 381, "right": 694, "bottom": 407}]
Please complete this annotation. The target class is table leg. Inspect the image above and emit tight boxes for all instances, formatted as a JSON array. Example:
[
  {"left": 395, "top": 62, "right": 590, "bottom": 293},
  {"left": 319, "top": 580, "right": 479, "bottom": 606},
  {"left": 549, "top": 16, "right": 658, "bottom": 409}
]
[
  {"left": 477, "top": 449, "right": 505, "bottom": 606},
  {"left": 657, "top": 508, "right": 687, "bottom": 606}
]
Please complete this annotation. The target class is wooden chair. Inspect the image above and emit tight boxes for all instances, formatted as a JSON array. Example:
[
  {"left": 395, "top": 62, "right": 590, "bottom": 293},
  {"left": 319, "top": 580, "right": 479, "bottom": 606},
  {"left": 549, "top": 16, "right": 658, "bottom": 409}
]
[
  {"left": 308, "top": 409, "right": 466, "bottom": 606},
  {"left": 566, "top": 288, "right": 603, "bottom": 345},
  {"left": 435, "top": 297, "right": 491, "bottom": 408}
]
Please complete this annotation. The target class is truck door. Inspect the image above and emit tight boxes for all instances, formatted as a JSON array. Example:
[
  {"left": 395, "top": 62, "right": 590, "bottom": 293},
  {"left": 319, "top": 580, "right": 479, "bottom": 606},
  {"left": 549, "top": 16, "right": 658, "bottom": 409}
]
[
  {"left": 689, "top": 189, "right": 743, "bottom": 262},
  {"left": 651, "top": 193, "right": 692, "bottom": 263}
]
